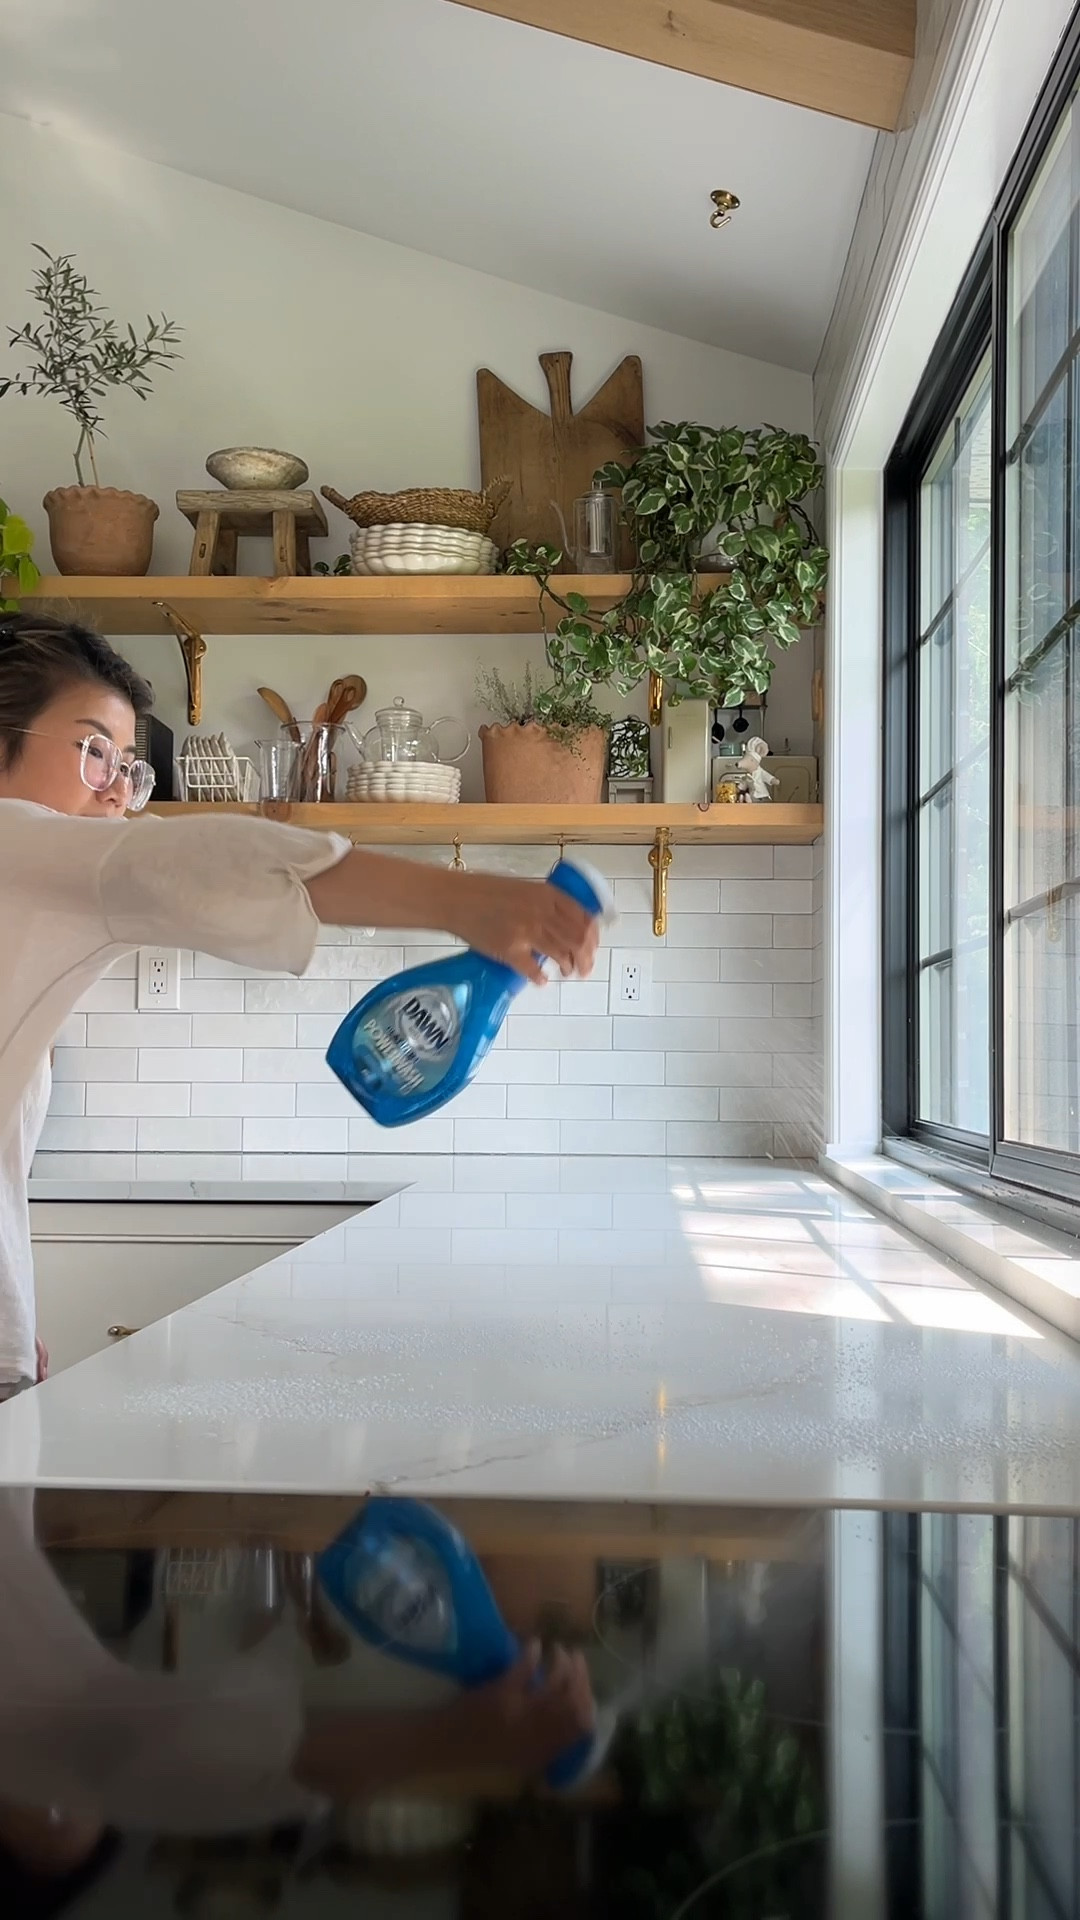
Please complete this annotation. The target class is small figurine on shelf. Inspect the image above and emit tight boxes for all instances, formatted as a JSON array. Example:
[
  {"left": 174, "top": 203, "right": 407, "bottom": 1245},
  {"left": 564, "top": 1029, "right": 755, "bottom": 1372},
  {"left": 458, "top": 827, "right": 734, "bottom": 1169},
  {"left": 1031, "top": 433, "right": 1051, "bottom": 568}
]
[{"left": 738, "top": 735, "right": 779, "bottom": 802}]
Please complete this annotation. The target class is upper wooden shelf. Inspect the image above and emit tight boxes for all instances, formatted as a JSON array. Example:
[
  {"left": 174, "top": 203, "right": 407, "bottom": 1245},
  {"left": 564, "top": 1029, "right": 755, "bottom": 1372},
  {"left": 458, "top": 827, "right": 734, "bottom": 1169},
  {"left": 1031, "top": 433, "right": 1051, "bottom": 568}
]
[
  {"left": 25, "top": 573, "right": 632, "bottom": 636},
  {"left": 147, "top": 802, "right": 823, "bottom": 846}
]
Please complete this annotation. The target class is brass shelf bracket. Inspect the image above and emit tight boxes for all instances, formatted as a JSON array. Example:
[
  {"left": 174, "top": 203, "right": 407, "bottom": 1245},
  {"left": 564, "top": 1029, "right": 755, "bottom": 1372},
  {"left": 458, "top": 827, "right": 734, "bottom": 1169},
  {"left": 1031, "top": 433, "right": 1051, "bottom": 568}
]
[
  {"left": 648, "top": 826, "right": 673, "bottom": 938},
  {"left": 154, "top": 600, "right": 207, "bottom": 726},
  {"left": 648, "top": 670, "right": 664, "bottom": 728}
]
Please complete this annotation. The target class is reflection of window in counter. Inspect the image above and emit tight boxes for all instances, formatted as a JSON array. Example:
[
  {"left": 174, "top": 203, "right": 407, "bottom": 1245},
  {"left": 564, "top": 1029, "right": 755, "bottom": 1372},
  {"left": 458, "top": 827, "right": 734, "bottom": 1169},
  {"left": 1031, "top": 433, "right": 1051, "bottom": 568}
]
[{"left": 882, "top": 1511, "right": 1080, "bottom": 1920}]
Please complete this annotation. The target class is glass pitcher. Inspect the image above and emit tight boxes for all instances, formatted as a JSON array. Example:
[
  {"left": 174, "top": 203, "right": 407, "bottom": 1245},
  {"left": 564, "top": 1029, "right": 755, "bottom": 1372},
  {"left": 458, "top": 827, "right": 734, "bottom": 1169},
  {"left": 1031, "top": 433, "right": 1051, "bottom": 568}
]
[{"left": 356, "top": 696, "right": 469, "bottom": 766}]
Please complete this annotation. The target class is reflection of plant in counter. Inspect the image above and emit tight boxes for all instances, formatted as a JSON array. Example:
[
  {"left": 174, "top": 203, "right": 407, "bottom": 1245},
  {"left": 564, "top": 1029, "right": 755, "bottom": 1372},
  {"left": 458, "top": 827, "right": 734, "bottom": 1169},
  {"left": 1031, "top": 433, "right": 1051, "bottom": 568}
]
[{"left": 607, "top": 1669, "right": 824, "bottom": 1918}]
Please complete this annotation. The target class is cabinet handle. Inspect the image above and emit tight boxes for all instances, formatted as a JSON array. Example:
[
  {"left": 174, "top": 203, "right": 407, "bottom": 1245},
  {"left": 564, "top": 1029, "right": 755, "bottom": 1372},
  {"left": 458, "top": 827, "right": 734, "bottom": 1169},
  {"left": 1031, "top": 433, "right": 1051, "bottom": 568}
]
[{"left": 107, "top": 1324, "right": 140, "bottom": 1339}]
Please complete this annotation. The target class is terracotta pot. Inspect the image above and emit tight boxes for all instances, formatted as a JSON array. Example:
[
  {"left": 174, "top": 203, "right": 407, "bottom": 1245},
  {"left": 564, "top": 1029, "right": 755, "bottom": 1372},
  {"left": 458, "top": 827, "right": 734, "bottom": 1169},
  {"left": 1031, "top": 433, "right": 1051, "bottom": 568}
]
[
  {"left": 43, "top": 486, "right": 159, "bottom": 576},
  {"left": 479, "top": 720, "right": 607, "bottom": 804}
]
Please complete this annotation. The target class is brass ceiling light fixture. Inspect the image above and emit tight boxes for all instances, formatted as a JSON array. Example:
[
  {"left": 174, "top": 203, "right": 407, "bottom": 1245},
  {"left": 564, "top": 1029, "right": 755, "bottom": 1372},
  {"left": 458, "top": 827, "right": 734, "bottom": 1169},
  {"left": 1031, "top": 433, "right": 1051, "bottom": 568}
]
[{"left": 709, "top": 189, "right": 741, "bottom": 230}]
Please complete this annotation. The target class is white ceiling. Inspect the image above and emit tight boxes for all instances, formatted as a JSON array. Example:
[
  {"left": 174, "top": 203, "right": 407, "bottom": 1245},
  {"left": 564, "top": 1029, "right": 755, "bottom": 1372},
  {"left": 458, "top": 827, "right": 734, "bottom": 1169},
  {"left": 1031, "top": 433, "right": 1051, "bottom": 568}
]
[{"left": 1, "top": 0, "right": 875, "bottom": 372}]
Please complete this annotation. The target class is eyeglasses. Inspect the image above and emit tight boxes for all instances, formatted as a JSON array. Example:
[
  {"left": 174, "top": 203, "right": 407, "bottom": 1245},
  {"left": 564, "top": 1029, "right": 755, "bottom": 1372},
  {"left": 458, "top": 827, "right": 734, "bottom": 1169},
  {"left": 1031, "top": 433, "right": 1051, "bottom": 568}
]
[{"left": 12, "top": 730, "right": 155, "bottom": 812}]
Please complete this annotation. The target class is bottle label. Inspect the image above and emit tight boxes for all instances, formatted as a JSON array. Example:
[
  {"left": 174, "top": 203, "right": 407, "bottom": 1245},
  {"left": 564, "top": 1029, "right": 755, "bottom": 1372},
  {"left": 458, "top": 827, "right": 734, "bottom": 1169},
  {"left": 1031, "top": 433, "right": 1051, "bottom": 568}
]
[{"left": 357, "top": 986, "right": 462, "bottom": 1097}]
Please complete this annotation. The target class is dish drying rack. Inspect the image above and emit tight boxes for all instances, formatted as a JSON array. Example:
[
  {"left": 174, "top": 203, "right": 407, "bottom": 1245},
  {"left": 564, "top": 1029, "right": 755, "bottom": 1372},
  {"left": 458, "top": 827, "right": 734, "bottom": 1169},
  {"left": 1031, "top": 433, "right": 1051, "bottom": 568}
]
[{"left": 177, "top": 734, "right": 259, "bottom": 803}]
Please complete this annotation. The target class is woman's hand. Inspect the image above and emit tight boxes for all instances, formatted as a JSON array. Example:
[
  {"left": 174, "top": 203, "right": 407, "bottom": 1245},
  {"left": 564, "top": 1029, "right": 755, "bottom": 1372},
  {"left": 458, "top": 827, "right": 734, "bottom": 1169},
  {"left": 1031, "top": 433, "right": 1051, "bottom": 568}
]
[
  {"left": 34, "top": 1336, "right": 48, "bottom": 1383},
  {"left": 454, "top": 1642, "right": 595, "bottom": 1774},
  {"left": 443, "top": 873, "right": 598, "bottom": 985}
]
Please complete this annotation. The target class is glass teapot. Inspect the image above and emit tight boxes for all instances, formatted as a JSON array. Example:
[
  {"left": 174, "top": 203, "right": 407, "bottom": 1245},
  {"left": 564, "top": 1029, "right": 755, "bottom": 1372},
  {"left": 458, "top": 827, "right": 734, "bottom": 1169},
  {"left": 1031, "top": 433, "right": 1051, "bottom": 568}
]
[{"left": 356, "top": 696, "right": 469, "bottom": 767}]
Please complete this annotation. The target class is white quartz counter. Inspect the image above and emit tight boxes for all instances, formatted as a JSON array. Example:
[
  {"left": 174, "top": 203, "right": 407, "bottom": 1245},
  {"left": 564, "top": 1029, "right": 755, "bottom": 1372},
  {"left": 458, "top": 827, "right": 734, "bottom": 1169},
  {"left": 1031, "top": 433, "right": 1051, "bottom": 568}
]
[{"left": 6, "top": 1158, "right": 1080, "bottom": 1512}]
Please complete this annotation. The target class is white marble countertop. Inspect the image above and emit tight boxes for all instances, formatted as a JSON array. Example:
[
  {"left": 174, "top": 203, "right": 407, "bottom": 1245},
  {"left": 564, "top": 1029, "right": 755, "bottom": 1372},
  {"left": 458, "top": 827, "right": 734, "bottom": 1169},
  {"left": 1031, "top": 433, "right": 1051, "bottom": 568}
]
[{"left": 6, "top": 1157, "right": 1080, "bottom": 1513}]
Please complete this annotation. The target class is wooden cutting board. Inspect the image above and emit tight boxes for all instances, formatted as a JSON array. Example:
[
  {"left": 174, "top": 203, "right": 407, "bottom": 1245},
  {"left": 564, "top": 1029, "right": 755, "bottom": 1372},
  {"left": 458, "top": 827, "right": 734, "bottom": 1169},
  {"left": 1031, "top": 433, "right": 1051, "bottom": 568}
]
[{"left": 477, "top": 350, "right": 644, "bottom": 567}]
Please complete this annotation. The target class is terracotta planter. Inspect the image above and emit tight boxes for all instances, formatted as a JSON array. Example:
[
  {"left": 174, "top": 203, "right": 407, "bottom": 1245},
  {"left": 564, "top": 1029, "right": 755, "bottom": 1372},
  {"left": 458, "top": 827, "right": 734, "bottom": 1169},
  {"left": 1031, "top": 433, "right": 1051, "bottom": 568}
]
[
  {"left": 43, "top": 486, "right": 159, "bottom": 576},
  {"left": 479, "top": 720, "right": 607, "bottom": 804}
]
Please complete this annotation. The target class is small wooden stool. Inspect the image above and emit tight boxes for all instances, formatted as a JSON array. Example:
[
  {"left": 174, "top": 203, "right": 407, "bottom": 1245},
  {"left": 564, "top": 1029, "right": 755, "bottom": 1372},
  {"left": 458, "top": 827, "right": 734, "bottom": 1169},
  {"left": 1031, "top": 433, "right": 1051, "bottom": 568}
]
[{"left": 176, "top": 489, "right": 329, "bottom": 576}]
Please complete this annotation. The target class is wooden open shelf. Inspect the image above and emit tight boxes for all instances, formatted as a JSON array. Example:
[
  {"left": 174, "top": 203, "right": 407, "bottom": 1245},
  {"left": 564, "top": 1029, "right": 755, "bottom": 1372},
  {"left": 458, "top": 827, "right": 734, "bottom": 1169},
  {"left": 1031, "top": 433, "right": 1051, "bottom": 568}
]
[
  {"left": 148, "top": 802, "right": 823, "bottom": 845},
  {"left": 24, "top": 572, "right": 632, "bottom": 635}
]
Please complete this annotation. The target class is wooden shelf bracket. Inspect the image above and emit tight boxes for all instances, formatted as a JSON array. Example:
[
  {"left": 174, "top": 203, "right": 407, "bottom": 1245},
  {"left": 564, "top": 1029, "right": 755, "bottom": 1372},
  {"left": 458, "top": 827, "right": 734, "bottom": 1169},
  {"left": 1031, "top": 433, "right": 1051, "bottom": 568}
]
[
  {"left": 154, "top": 601, "right": 207, "bottom": 726},
  {"left": 648, "top": 826, "right": 673, "bottom": 937}
]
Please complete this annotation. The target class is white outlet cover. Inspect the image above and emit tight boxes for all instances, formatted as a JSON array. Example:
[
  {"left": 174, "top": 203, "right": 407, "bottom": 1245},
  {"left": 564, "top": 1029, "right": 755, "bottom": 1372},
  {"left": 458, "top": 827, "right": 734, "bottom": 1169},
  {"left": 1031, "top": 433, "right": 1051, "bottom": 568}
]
[
  {"left": 137, "top": 948, "right": 181, "bottom": 1011},
  {"left": 607, "top": 949, "right": 660, "bottom": 1016}
]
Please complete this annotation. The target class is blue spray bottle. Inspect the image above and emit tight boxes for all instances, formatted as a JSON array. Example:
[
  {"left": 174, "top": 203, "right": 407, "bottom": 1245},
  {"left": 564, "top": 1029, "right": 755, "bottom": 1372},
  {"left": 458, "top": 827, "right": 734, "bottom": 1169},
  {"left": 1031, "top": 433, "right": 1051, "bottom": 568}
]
[
  {"left": 316, "top": 1497, "right": 610, "bottom": 1790},
  {"left": 325, "top": 855, "right": 612, "bottom": 1125}
]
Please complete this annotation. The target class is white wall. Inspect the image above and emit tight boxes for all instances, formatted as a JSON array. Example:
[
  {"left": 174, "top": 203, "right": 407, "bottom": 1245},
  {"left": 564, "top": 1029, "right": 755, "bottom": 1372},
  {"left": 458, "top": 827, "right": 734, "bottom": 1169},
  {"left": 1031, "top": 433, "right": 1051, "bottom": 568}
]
[{"left": 0, "top": 111, "right": 816, "bottom": 773}]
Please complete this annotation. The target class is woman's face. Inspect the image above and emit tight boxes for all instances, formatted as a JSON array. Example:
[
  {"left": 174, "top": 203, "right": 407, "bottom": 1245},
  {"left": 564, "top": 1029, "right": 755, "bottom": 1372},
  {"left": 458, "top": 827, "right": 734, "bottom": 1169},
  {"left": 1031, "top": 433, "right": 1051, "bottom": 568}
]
[{"left": 0, "top": 681, "right": 140, "bottom": 817}]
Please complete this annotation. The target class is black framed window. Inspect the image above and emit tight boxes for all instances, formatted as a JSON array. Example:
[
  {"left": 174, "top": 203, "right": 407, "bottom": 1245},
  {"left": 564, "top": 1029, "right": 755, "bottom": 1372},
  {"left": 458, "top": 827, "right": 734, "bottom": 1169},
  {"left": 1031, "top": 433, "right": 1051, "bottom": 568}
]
[{"left": 884, "top": 13, "right": 1080, "bottom": 1209}]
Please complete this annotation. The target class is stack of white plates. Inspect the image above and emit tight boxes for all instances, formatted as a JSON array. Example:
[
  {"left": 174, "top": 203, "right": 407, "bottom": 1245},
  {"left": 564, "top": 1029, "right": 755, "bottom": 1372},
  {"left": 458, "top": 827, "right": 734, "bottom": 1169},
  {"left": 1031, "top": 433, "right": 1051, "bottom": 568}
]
[
  {"left": 347, "top": 762, "right": 462, "bottom": 803},
  {"left": 350, "top": 523, "right": 498, "bottom": 576}
]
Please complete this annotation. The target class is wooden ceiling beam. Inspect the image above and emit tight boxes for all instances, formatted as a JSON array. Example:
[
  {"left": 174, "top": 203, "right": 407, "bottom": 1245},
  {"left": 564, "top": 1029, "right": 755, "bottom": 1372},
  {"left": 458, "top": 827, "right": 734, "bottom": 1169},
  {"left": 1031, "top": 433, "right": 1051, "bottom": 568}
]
[{"left": 447, "top": 0, "right": 915, "bottom": 130}]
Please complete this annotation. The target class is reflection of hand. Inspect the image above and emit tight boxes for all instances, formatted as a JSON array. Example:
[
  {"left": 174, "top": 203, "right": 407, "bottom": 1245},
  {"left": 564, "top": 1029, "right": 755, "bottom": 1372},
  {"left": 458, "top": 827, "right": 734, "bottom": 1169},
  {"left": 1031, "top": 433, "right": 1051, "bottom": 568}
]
[
  {"left": 456, "top": 1641, "right": 595, "bottom": 1774},
  {"left": 34, "top": 1336, "right": 48, "bottom": 1383}
]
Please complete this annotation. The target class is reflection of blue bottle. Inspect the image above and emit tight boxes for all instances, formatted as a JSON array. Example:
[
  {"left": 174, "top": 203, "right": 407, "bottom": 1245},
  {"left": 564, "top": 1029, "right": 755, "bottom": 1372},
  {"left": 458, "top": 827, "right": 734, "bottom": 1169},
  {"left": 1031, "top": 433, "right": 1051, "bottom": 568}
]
[
  {"left": 325, "top": 856, "right": 611, "bottom": 1126},
  {"left": 316, "top": 1497, "right": 602, "bottom": 1790}
]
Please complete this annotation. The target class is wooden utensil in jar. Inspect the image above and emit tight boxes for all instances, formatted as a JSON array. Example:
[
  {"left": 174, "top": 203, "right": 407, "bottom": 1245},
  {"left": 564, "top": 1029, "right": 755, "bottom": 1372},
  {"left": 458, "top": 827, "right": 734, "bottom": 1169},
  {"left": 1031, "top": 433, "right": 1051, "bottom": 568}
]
[{"left": 257, "top": 687, "right": 301, "bottom": 744}]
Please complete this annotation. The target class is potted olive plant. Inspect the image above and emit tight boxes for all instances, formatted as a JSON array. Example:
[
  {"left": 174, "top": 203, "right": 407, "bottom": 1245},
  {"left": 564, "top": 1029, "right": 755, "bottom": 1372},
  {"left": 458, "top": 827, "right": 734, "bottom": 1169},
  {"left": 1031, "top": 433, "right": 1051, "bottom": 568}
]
[
  {"left": 1, "top": 247, "right": 181, "bottom": 575},
  {"left": 477, "top": 662, "right": 610, "bottom": 804}
]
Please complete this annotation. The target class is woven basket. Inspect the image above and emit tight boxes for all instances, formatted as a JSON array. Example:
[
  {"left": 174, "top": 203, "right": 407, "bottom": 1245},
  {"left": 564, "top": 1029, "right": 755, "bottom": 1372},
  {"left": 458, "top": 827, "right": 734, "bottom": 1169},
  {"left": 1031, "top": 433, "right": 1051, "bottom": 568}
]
[{"left": 321, "top": 477, "right": 510, "bottom": 535}]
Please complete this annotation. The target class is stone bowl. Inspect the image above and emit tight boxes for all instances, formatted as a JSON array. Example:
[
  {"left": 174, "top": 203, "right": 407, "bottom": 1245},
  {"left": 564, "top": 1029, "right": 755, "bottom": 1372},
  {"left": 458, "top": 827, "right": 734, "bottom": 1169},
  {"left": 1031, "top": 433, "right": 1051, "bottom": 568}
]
[{"left": 205, "top": 446, "right": 309, "bottom": 490}]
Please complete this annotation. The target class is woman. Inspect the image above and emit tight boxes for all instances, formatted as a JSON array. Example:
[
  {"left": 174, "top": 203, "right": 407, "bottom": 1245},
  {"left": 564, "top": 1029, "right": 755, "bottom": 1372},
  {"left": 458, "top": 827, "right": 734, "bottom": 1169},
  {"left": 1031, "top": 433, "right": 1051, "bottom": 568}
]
[
  {"left": 0, "top": 614, "right": 597, "bottom": 1393},
  {"left": 0, "top": 614, "right": 596, "bottom": 1899}
]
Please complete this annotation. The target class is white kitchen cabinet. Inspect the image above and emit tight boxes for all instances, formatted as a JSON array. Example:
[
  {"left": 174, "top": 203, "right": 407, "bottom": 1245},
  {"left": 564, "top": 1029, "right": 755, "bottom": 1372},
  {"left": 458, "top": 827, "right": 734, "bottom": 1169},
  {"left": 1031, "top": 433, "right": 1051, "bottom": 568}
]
[{"left": 30, "top": 1200, "right": 361, "bottom": 1373}]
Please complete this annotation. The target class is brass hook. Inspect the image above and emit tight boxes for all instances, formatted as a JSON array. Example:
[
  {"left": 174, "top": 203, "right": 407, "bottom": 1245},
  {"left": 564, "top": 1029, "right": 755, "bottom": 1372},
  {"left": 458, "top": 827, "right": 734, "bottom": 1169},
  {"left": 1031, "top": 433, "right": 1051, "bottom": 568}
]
[
  {"left": 648, "top": 671, "right": 663, "bottom": 729},
  {"left": 154, "top": 600, "right": 206, "bottom": 726},
  {"left": 709, "top": 189, "right": 741, "bottom": 230},
  {"left": 648, "top": 827, "right": 673, "bottom": 938},
  {"left": 449, "top": 836, "right": 466, "bottom": 872}
]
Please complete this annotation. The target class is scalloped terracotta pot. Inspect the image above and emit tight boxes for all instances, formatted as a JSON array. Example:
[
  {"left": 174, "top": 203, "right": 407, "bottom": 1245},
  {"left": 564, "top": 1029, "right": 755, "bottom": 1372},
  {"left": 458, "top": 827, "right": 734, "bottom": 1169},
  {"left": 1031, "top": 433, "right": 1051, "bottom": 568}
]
[
  {"left": 479, "top": 721, "right": 607, "bottom": 805},
  {"left": 43, "top": 486, "right": 159, "bottom": 576}
]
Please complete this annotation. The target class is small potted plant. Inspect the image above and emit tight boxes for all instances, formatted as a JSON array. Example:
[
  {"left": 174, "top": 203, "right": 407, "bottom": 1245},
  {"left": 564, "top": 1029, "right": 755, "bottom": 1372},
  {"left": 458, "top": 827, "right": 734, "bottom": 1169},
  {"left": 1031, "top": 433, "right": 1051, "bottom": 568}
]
[
  {"left": 1, "top": 247, "right": 181, "bottom": 575},
  {"left": 477, "top": 662, "right": 610, "bottom": 804},
  {"left": 0, "top": 499, "right": 41, "bottom": 610}
]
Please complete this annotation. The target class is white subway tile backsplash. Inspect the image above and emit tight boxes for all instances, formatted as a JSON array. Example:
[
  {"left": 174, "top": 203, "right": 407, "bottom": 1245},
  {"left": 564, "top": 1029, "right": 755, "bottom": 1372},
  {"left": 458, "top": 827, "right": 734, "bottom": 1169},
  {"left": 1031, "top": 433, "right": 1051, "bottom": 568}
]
[
  {"left": 560, "top": 1050, "right": 665, "bottom": 1085},
  {"left": 39, "top": 1115, "right": 137, "bottom": 1153},
  {"left": 46, "top": 1083, "right": 85, "bottom": 1116},
  {"left": 613, "top": 1085, "right": 718, "bottom": 1121},
  {"left": 296, "top": 1015, "right": 342, "bottom": 1048},
  {"left": 476, "top": 1049, "right": 559, "bottom": 1085},
  {"left": 77, "top": 977, "right": 138, "bottom": 1012},
  {"left": 244, "top": 1049, "right": 329, "bottom": 1082},
  {"left": 246, "top": 979, "right": 349, "bottom": 1013},
  {"left": 454, "top": 1119, "right": 560, "bottom": 1154},
  {"left": 398, "top": 1192, "right": 506, "bottom": 1228},
  {"left": 721, "top": 948, "right": 814, "bottom": 983},
  {"left": 721, "top": 880, "right": 814, "bottom": 914},
  {"left": 141, "top": 1049, "right": 243, "bottom": 1082},
  {"left": 57, "top": 1015, "right": 87, "bottom": 1048},
  {"left": 667, "top": 1122, "right": 774, "bottom": 1155},
  {"left": 651, "top": 947, "right": 720, "bottom": 982},
  {"left": 87, "top": 1083, "right": 191, "bottom": 1117},
  {"left": 772, "top": 914, "right": 815, "bottom": 949},
  {"left": 666, "top": 1052, "right": 764, "bottom": 1087},
  {"left": 139, "top": 1117, "right": 243, "bottom": 1153},
  {"left": 47, "top": 843, "right": 822, "bottom": 1165},
  {"left": 452, "top": 1228, "right": 559, "bottom": 1264},
  {"left": 54, "top": 1048, "right": 138, "bottom": 1082},
  {"left": 194, "top": 1015, "right": 296, "bottom": 1048},
  {"left": 507, "top": 1016, "right": 612, "bottom": 1051},
  {"left": 559, "top": 1121, "right": 666, "bottom": 1154},
  {"left": 243, "top": 1118, "right": 347, "bottom": 1154},
  {"left": 192, "top": 1084, "right": 295, "bottom": 1117},
  {"left": 670, "top": 984, "right": 774, "bottom": 1018},
  {"left": 180, "top": 979, "right": 246, "bottom": 1013},
  {"left": 613, "top": 1017, "right": 718, "bottom": 1051},
  {"left": 557, "top": 1228, "right": 667, "bottom": 1265},
  {"left": 507, "top": 1085, "right": 612, "bottom": 1120},
  {"left": 773, "top": 984, "right": 814, "bottom": 1017},
  {"left": 505, "top": 1192, "right": 612, "bottom": 1229},
  {"left": 34, "top": 1152, "right": 137, "bottom": 1180}
]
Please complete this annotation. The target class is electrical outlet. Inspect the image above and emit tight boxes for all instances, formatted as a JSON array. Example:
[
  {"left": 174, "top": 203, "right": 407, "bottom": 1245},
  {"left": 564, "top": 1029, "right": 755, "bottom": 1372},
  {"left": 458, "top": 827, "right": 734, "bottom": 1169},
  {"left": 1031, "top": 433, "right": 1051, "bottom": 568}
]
[
  {"left": 609, "top": 950, "right": 653, "bottom": 1014},
  {"left": 137, "top": 949, "right": 180, "bottom": 1010},
  {"left": 619, "top": 958, "right": 642, "bottom": 1005}
]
